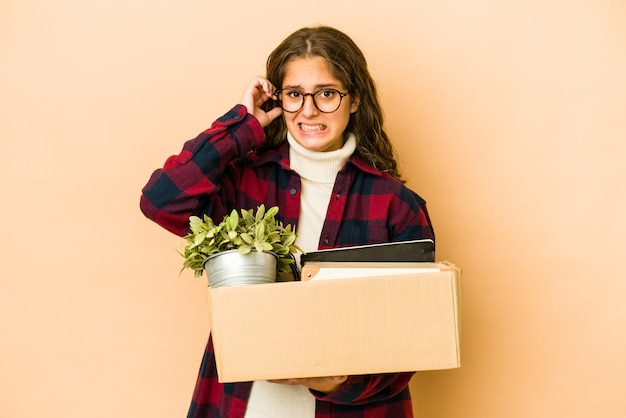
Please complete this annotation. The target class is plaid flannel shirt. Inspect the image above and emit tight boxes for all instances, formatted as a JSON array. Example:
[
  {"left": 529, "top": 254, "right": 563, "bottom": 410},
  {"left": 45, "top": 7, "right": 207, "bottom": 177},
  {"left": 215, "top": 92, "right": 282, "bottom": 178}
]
[{"left": 140, "top": 105, "right": 435, "bottom": 418}]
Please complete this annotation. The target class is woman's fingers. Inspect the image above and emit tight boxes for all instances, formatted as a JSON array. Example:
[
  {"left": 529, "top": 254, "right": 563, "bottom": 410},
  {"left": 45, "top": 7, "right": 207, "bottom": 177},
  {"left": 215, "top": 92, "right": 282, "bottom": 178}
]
[
  {"left": 239, "top": 77, "right": 282, "bottom": 128},
  {"left": 268, "top": 376, "right": 348, "bottom": 393}
]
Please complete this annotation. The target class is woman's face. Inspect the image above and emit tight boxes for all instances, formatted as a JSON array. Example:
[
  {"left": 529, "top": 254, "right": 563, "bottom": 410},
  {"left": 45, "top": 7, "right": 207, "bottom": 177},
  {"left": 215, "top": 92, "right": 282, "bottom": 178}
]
[{"left": 280, "top": 56, "right": 357, "bottom": 152}]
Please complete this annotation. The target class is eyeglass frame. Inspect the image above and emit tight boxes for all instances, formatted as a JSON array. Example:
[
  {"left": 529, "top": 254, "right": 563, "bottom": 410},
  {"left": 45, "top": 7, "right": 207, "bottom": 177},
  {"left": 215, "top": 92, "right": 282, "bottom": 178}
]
[{"left": 273, "top": 88, "right": 350, "bottom": 113}]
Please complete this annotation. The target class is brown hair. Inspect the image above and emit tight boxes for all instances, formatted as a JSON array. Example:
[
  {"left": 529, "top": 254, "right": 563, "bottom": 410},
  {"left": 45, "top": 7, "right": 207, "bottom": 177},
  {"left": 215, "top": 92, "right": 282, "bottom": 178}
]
[{"left": 259, "top": 25, "right": 404, "bottom": 182}]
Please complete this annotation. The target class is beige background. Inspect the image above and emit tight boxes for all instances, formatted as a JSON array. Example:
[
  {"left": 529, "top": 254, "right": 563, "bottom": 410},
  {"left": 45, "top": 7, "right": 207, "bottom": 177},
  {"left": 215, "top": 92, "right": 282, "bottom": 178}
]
[{"left": 1, "top": 1, "right": 625, "bottom": 417}]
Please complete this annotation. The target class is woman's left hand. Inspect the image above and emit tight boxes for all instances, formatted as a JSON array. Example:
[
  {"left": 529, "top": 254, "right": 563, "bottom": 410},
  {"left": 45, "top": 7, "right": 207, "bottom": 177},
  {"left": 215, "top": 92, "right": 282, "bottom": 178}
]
[{"left": 268, "top": 376, "right": 348, "bottom": 394}]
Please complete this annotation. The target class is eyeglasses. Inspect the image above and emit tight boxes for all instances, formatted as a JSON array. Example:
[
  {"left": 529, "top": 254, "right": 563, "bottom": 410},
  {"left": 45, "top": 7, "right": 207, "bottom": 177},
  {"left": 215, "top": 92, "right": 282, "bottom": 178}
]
[{"left": 274, "top": 88, "right": 350, "bottom": 113}]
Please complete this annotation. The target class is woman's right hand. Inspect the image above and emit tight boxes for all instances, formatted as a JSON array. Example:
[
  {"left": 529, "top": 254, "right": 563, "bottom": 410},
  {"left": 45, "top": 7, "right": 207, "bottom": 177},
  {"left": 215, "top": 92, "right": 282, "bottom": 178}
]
[{"left": 239, "top": 77, "right": 283, "bottom": 128}]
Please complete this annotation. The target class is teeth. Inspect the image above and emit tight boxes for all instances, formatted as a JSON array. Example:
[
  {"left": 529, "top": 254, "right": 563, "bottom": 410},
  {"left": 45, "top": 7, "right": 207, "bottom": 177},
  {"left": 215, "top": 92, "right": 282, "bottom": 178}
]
[{"left": 299, "top": 123, "right": 325, "bottom": 132}]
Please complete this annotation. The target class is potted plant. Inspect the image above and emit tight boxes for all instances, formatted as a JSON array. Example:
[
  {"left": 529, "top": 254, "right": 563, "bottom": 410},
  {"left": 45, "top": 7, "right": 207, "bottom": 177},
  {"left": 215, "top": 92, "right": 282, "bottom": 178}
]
[{"left": 180, "top": 205, "right": 304, "bottom": 286}]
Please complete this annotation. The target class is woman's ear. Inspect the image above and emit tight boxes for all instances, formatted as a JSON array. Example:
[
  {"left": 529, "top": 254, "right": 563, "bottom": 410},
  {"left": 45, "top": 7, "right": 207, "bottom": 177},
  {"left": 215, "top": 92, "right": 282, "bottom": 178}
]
[{"left": 350, "top": 96, "right": 360, "bottom": 113}]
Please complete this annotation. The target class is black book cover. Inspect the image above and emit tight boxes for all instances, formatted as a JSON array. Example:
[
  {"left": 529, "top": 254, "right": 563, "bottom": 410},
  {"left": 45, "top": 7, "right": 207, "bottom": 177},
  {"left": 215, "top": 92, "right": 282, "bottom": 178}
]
[{"left": 300, "top": 239, "right": 435, "bottom": 266}]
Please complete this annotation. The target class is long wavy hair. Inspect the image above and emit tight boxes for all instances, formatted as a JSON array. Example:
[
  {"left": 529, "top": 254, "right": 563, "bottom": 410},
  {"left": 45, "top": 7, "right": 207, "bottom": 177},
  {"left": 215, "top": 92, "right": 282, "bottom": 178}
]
[{"left": 259, "top": 25, "right": 404, "bottom": 182}]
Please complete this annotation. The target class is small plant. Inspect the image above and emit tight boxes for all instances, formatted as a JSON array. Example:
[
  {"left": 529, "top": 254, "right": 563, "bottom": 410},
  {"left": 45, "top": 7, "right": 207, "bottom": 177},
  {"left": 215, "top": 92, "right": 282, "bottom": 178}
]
[{"left": 180, "top": 205, "right": 304, "bottom": 279}]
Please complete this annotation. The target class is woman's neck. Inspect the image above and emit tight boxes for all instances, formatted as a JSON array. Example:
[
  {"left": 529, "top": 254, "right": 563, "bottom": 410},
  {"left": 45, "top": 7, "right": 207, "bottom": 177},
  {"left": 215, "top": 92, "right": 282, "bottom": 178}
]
[{"left": 287, "top": 132, "right": 356, "bottom": 182}]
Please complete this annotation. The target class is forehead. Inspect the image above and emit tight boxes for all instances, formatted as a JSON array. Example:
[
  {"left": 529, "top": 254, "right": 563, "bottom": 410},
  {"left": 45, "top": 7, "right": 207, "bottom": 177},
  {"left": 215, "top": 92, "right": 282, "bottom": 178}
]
[{"left": 282, "top": 56, "right": 345, "bottom": 89}]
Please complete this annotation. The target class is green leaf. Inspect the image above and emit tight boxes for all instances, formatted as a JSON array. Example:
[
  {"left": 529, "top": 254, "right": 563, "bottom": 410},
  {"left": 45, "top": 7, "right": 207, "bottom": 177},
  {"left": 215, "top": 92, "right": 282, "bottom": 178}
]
[
  {"left": 194, "top": 231, "right": 207, "bottom": 246},
  {"left": 255, "top": 241, "right": 273, "bottom": 252},
  {"left": 266, "top": 206, "right": 279, "bottom": 218},
  {"left": 266, "top": 231, "right": 280, "bottom": 242},
  {"left": 189, "top": 216, "right": 203, "bottom": 232},
  {"left": 226, "top": 209, "right": 239, "bottom": 231},
  {"left": 282, "top": 233, "right": 295, "bottom": 246},
  {"left": 273, "top": 245, "right": 289, "bottom": 256},
  {"left": 255, "top": 204, "right": 266, "bottom": 222},
  {"left": 240, "top": 233, "right": 254, "bottom": 244},
  {"left": 255, "top": 221, "right": 265, "bottom": 239},
  {"left": 242, "top": 209, "right": 255, "bottom": 224},
  {"left": 238, "top": 244, "right": 252, "bottom": 254}
]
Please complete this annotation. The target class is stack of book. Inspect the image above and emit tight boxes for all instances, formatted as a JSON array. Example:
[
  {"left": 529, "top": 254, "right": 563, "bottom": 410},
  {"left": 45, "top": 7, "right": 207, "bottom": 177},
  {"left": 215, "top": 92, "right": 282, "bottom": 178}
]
[{"left": 299, "top": 239, "right": 436, "bottom": 281}]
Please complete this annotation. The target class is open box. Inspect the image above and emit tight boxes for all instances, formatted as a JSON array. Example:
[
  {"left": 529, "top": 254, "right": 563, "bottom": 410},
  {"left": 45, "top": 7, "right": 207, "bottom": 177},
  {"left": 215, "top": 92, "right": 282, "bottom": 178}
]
[{"left": 206, "top": 261, "right": 461, "bottom": 383}]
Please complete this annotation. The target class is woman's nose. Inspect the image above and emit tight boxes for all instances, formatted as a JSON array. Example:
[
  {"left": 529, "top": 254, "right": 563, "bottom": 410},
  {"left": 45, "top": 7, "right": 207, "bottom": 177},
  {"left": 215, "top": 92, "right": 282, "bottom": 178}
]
[{"left": 301, "top": 94, "right": 319, "bottom": 116}]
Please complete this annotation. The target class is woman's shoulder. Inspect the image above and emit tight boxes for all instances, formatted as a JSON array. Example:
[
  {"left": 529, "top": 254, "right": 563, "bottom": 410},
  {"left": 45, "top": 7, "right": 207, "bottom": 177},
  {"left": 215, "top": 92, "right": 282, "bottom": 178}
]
[
  {"left": 348, "top": 156, "right": 404, "bottom": 185},
  {"left": 348, "top": 156, "right": 427, "bottom": 205}
]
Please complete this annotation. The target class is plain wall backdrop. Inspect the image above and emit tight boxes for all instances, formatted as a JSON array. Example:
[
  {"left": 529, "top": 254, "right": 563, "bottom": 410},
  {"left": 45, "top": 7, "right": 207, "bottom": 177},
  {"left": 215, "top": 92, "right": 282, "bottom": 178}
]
[{"left": 1, "top": 1, "right": 625, "bottom": 417}]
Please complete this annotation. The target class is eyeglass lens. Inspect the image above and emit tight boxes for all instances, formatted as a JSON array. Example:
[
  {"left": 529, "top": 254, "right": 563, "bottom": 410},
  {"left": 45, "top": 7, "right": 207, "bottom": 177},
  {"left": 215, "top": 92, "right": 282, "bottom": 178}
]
[{"left": 277, "top": 89, "right": 346, "bottom": 113}]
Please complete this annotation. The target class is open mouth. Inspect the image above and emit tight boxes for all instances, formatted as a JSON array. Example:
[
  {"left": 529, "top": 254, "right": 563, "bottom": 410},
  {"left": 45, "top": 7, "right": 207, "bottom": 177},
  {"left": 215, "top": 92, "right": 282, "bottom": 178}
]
[{"left": 299, "top": 123, "right": 326, "bottom": 132}]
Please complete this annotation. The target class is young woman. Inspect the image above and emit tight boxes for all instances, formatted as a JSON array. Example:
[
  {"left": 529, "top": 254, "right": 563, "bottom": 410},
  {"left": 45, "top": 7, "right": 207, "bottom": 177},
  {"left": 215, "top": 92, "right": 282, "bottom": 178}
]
[{"left": 140, "top": 25, "right": 434, "bottom": 418}]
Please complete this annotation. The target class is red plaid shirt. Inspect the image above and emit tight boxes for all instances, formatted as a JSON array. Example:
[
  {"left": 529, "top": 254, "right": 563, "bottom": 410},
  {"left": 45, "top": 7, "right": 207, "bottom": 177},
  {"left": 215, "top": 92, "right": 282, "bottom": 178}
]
[{"left": 140, "top": 105, "right": 435, "bottom": 417}]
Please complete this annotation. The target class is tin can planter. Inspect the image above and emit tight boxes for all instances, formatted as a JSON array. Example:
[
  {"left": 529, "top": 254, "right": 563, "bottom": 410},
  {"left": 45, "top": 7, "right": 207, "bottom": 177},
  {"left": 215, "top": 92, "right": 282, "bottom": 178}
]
[{"left": 203, "top": 250, "right": 278, "bottom": 287}]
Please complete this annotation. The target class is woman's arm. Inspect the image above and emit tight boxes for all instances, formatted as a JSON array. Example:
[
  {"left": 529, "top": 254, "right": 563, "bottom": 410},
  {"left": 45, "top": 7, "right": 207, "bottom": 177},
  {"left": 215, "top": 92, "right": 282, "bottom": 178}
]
[
  {"left": 139, "top": 105, "right": 264, "bottom": 236},
  {"left": 140, "top": 78, "right": 283, "bottom": 236}
]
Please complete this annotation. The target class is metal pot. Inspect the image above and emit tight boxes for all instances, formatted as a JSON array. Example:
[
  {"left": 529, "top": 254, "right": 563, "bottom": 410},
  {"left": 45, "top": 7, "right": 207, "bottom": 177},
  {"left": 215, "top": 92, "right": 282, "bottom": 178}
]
[{"left": 203, "top": 250, "right": 278, "bottom": 287}]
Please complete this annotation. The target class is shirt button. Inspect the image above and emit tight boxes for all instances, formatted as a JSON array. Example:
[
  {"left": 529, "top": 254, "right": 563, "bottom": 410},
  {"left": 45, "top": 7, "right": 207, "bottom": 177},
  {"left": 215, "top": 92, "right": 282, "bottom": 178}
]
[
  {"left": 335, "top": 194, "right": 340, "bottom": 200},
  {"left": 290, "top": 188, "right": 297, "bottom": 195},
  {"left": 323, "top": 239, "right": 329, "bottom": 245}
]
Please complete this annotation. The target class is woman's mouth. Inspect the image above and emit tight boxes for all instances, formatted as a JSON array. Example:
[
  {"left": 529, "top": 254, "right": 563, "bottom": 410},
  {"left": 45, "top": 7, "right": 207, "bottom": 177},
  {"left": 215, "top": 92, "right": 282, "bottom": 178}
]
[{"left": 299, "top": 123, "right": 326, "bottom": 132}]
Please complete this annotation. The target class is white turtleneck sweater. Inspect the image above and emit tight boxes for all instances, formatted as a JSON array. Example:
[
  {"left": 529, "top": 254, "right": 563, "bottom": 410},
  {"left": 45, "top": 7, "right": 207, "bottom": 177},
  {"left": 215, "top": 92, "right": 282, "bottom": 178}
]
[{"left": 244, "top": 132, "right": 356, "bottom": 418}]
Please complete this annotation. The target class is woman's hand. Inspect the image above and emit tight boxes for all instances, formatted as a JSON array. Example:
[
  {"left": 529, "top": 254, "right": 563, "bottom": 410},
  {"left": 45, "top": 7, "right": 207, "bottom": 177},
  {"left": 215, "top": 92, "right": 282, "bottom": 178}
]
[
  {"left": 239, "top": 77, "right": 283, "bottom": 128},
  {"left": 268, "top": 376, "right": 348, "bottom": 394}
]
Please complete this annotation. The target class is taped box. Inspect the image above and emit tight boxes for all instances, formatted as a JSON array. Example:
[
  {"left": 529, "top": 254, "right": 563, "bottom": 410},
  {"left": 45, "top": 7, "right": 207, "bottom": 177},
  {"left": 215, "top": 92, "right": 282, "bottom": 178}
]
[{"left": 206, "top": 261, "right": 461, "bottom": 383}]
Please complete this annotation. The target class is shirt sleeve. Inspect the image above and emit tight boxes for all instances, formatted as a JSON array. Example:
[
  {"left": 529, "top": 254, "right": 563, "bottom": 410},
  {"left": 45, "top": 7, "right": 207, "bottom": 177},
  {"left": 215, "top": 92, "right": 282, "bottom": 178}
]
[
  {"left": 139, "top": 105, "right": 264, "bottom": 236},
  {"left": 311, "top": 372, "right": 414, "bottom": 405}
]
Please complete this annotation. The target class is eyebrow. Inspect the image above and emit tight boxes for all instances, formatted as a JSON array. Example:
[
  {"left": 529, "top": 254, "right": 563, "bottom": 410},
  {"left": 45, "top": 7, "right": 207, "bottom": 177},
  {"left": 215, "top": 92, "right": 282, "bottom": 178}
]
[{"left": 281, "top": 83, "right": 340, "bottom": 90}]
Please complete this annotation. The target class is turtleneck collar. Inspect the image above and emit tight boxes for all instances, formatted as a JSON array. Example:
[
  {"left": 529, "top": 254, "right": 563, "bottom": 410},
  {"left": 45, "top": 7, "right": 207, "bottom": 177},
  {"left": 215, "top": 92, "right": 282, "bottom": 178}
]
[{"left": 287, "top": 132, "right": 357, "bottom": 183}]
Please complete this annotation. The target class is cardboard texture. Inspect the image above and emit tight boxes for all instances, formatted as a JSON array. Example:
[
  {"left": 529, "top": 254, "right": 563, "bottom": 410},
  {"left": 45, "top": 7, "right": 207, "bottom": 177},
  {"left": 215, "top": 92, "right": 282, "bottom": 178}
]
[{"left": 206, "top": 261, "right": 461, "bottom": 383}]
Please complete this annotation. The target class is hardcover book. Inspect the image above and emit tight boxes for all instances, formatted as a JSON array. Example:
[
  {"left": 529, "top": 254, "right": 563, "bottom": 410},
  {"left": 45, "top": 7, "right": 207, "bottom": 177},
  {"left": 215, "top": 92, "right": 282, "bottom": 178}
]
[{"left": 300, "top": 239, "right": 435, "bottom": 266}]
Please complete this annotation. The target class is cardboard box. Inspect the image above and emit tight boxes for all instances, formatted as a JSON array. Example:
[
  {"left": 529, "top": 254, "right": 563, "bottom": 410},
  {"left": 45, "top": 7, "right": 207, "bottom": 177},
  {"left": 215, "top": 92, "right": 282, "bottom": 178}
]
[{"left": 206, "top": 261, "right": 461, "bottom": 383}]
